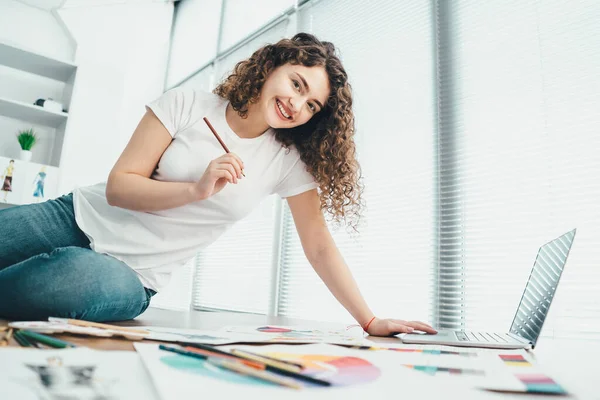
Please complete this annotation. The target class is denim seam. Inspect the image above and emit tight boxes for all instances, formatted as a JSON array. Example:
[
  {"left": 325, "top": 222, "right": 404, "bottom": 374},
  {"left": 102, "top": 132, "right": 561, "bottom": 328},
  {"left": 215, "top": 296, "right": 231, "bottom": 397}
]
[
  {"left": 16, "top": 246, "right": 83, "bottom": 265},
  {"left": 10, "top": 247, "right": 65, "bottom": 265},
  {"left": 70, "top": 298, "right": 149, "bottom": 318}
]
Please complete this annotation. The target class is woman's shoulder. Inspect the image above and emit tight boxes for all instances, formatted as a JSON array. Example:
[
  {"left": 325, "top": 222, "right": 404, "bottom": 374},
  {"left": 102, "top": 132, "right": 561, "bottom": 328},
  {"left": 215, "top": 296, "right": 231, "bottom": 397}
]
[{"left": 166, "top": 86, "right": 223, "bottom": 106}]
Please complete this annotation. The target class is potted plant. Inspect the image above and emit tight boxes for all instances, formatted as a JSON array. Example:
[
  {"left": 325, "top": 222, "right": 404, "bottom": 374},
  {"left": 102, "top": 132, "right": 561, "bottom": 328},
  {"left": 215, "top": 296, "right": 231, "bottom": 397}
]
[{"left": 16, "top": 128, "right": 37, "bottom": 162}]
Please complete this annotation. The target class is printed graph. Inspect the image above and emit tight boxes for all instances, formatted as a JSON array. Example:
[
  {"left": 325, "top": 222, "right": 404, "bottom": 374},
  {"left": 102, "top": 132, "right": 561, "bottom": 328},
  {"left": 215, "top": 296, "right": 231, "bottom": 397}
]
[
  {"left": 160, "top": 351, "right": 381, "bottom": 388},
  {"left": 403, "top": 364, "right": 485, "bottom": 376}
]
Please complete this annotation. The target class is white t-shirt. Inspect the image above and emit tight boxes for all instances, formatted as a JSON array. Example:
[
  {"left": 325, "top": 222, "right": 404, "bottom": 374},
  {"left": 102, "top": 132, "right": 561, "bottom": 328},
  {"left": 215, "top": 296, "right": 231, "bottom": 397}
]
[{"left": 73, "top": 88, "right": 318, "bottom": 291}]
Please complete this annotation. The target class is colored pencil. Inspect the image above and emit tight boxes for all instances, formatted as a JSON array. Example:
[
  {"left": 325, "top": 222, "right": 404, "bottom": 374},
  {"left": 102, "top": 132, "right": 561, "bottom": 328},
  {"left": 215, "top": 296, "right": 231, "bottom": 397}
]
[
  {"left": 208, "top": 358, "right": 302, "bottom": 390},
  {"left": 13, "top": 331, "right": 32, "bottom": 347},
  {"left": 181, "top": 346, "right": 259, "bottom": 366},
  {"left": 203, "top": 116, "right": 246, "bottom": 177},
  {"left": 49, "top": 317, "right": 149, "bottom": 335},
  {"left": 185, "top": 342, "right": 242, "bottom": 358},
  {"left": 160, "top": 344, "right": 260, "bottom": 368},
  {"left": 230, "top": 349, "right": 302, "bottom": 373},
  {"left": 187, "top": 343, "right": 331, "bottom": 387},
  {"left": 233, "top": 348, "right": 305, "bottom": 369},
  {"left": 19, "top": 330, "right": 77, "bottom": 348},
  {"left": 159, "top": 345, "right": 301, "bottom": 389}
]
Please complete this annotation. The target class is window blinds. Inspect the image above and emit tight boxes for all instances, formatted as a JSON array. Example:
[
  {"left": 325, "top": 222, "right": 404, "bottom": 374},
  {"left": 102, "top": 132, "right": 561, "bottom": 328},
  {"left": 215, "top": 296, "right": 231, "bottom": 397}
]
[
  {"left": 277, "top": 0, "right": 437, "bottom": 324},
  {"left": 437, "top": 0, "right": 600, "bottom": 340}
]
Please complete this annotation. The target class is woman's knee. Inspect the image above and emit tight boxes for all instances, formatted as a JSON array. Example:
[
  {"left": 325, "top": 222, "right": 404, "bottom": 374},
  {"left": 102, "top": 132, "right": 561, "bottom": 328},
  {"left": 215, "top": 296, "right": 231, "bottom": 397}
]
[{"left": 0, "top": 247, "right": 149, "bottom": 322}]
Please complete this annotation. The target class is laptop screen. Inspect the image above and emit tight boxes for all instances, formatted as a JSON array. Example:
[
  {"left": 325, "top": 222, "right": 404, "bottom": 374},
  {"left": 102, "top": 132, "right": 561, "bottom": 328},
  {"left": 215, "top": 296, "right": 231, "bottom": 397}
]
[{"left": 508, "top": 229, "right": 576, "bottom": 347}]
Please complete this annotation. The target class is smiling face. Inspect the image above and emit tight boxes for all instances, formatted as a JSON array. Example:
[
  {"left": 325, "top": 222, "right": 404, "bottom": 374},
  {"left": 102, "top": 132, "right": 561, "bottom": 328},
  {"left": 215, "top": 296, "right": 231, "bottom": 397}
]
[{"left": 259, "top": 63, "right": 331, "bottom": 129}]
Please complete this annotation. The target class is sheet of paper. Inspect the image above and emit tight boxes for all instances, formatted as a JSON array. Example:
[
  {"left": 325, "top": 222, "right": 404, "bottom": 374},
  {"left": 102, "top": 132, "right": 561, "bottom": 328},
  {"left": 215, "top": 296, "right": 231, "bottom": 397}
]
[
  {"left": 219, "top": 324, "right": 371, "bottom": 346},
  {"left": 346, "top": 342, "right": 567, "bottom": 395},
  {"left": 135, "top": 324, "right": 373, "bottom": 346},
  {"left": 0, "top": 347, "right": 158, "bottom": 400},
  {"left": 135, "top": 342, "right": 475, "bottom": 400},
  {"left": 8, "top": 321, "right": 146, "bottom": 340},
  {"left": 137, "top": 325, "right": 271, "bottom": 345}
]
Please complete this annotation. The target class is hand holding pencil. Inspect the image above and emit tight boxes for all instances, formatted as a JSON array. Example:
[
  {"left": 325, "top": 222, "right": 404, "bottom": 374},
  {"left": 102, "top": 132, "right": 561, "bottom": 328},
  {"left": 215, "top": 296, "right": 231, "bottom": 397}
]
[
  {"left": 191, "top": 117, "right": 245, "bottom": 201},
  {"left": 193, "top": 117, "right": 245, "bottom": 200}
]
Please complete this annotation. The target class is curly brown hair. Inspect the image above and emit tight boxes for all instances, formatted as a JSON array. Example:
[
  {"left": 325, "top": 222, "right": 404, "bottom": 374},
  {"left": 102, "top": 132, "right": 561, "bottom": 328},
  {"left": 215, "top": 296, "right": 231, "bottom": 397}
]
[{"left": 214, "top": 33, "right": 363, "bottom": 230}]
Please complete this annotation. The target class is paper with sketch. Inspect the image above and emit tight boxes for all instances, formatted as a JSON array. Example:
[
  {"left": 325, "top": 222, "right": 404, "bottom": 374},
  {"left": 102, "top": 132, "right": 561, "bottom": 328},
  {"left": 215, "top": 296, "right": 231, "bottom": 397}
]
[
  {"left": 218, "top": 325, "right": 371, "bottom": 346},
  {"left": 134, "top": 342, "right": 470, "bottom": 400},
  {"left": 0, "top": 347, "right": 158, "bottom": 400}
]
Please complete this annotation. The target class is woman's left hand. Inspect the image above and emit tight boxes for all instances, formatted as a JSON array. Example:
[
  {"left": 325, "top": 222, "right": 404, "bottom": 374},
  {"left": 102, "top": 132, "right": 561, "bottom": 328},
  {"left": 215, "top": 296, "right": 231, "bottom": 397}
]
[{"left": 366, "top": 318, "right": 437, "bottom": 337}]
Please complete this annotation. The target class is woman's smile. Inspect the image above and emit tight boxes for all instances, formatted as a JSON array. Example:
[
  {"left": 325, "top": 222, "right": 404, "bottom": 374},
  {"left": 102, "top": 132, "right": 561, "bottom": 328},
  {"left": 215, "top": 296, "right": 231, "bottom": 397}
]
[{"left": 275, "top": 98, "right": 292, "bottom": 121}]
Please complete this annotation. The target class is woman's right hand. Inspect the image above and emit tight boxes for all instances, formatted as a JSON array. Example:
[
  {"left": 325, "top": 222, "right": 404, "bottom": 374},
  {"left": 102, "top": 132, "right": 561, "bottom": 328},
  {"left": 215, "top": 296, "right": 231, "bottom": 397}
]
[{"left": 192, "top": 153, "right": 244, "bottom": 201}]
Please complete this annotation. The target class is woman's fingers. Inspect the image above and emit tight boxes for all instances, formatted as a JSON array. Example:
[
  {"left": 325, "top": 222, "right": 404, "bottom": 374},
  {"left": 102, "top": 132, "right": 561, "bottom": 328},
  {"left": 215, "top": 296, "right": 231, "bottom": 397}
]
[
  {"left": 217, "top": 153, "right": 244, "bottom": 178},
  {"left": 388, "top": 321, "right": 416, "bottom": 334},
  {"left": 396, "top": 320, "right": 437, "bottom": 333},
  {"left": 216, "top": 163, "right": 238, "bottom": 183},
  {"left": 229, "top": 153, "right": 245, "bottom": 173},
  {"left": 214, "top": 169, "right": 235, "bottom": 184}
]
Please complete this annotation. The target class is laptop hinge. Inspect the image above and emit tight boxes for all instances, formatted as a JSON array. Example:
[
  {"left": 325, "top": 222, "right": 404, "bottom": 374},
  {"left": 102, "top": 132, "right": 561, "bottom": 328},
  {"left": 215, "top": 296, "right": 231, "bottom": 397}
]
[{"left": 507, "top": 332, "right": 533, "bottom": 347}]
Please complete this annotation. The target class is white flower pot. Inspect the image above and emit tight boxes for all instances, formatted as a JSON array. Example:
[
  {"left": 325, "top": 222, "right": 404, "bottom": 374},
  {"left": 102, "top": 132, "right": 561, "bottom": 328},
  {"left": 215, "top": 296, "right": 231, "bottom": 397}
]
[{"left": 19, "top": 150, "right": 32, "bottom": 162}]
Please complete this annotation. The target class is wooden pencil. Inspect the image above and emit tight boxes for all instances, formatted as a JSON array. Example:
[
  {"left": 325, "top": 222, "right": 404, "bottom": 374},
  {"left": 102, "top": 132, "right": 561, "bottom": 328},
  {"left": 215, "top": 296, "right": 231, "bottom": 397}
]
[
  {"left": 203, "top": 116, "right": 246, "bottom": 177},
  {"left": 49, "top": 317, "right": 149, "bottom": 335},
  {"left": 230, "top": 349, "right": 302, "bottom": 373},
  {"left": 187, "top": 342, "right": 331, "bottom": 386},
  {"left": 208, "top": 358, "right": 303, "bottom": 390},
  {"left": 159, "top": 344, "right": 301, "bottom": 389}
]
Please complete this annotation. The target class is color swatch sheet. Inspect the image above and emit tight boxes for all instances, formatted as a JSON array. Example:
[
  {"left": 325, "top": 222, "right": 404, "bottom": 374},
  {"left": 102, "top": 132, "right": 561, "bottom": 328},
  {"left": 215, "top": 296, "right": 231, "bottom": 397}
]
[
  {"left": 355, "top": 342, "right": 567, "bottom": 395},
  {"left": 134, "top": 342, "right": 473, "bottom": 400},
  {"left": 483, "top": 351, "right": 567, "bottom": 395}
]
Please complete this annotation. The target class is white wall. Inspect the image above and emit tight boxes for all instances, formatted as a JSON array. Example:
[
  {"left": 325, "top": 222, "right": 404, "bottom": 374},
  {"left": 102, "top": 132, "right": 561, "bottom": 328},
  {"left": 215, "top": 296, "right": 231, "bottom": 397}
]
[
  {"left": 57, "top": 2, "right": 173, "bottom": 192},
  {"left": 0, "top": 0, "right": 174, "bottom": 193}
]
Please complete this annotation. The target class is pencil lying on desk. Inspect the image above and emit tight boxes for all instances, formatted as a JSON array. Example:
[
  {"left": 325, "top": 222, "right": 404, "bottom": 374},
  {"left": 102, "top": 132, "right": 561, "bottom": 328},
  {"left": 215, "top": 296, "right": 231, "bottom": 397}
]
[
  {"left": 49, "top": 317, "right": 149, "bottom": 335},
  {"left": 159, "top": 345, "right": 301, "bottom": 389},
  {"left": 233, "top": 348, "right": 305, "bottom": 369},
  {"left": 209, "top": 358, "right": 302, "bottom": 390},
  {"left": 13, "top": 331, "right": 36, "bottom": 348},
  {"left": 19, "top": 330, "right": 78, "bottom": 348},
  {"left": 230, "top": 349, "right": 303, "bottom": 373},
  {"left": 186, "top": 343, "right": 331, "bottom": 387}
]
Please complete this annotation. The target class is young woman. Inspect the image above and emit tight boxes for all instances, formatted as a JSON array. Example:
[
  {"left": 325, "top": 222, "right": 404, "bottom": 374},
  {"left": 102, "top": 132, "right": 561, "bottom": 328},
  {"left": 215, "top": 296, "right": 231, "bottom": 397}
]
[{"left": 0, "top": 33, "right": 436, "bottom": 337}]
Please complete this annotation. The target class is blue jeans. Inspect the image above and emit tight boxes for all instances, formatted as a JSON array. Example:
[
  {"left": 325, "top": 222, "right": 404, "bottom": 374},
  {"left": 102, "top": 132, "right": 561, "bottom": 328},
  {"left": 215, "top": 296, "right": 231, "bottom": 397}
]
[{"left": 0, "top": 193, "right": 155, "bottom": 322}]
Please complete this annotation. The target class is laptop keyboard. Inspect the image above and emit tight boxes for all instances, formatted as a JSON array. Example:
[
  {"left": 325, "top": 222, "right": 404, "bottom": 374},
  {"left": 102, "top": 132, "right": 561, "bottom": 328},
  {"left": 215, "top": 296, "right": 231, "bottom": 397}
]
[{"left": 456, "top": 331, "right": 510, "bottom": 343}]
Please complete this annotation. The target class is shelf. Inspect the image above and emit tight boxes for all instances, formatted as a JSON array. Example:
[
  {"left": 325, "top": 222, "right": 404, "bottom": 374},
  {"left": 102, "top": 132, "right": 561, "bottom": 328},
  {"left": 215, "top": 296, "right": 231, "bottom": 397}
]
[
  {"left": 0, "top": 40, "right": 77, "bottom": 82},
  {"left": 0, "top": 96, "right": 68, "bottom": 128}
]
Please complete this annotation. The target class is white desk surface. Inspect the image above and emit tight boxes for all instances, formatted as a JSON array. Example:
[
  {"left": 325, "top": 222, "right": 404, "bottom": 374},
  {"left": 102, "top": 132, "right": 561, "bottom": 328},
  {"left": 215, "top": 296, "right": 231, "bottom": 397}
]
[{"left": 124, "top": 308, "right": 598, "bottom": 400}]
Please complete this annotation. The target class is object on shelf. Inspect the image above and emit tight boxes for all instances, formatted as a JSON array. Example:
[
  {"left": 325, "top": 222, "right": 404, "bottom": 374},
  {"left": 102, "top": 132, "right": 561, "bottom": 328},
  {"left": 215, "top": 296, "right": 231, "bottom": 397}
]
[
  {"left": 0, "top": 156, "right": 59, "bottom": 206},
  {"left": 0, "top": 158, "right": 15, "bottom": 203},
  {"left": 16, "top": 128, "right": 37, "bottom": 162},
  {"left": 34, "top": 98, "right": 64, "bottom": 113}
]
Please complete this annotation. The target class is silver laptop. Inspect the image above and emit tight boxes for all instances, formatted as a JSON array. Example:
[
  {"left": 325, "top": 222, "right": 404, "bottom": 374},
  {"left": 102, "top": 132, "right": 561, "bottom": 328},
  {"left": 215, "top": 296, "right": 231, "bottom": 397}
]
[{"left": 402, "top": 229, "right": 577, "bottom": 349}]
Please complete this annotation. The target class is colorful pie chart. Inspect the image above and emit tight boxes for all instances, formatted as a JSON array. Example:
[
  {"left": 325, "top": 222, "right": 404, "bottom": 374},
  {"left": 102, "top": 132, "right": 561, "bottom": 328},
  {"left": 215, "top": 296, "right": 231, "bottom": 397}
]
[{"left": 161, "top": 351, "right": 381, "bottom": 388}]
